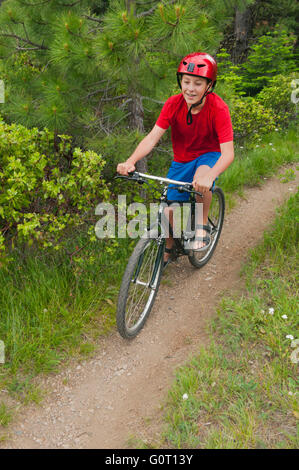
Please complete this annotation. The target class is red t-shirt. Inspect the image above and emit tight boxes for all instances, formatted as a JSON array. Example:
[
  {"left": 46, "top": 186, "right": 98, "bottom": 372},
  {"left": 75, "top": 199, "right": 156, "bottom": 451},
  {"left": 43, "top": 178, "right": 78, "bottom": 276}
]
[{"left": 156, "top": 92, "right": 233, "bottom": 163}]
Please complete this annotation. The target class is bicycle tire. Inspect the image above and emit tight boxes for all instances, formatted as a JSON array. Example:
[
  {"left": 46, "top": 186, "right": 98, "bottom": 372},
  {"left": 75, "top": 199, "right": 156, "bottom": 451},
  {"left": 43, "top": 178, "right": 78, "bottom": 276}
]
[
  {"left": 188, "top": 187, "right": 225, "bottom": 269},
  {"left": 117, "top": 229, "right": 165, "bottom": 339}
]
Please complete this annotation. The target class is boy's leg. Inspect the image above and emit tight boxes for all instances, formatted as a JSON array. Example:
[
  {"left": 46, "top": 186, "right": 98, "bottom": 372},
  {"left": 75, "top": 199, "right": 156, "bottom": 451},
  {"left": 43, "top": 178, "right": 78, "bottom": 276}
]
[
  {"left": 163, "top": 206, "right": 175, "bottom": 262},
  {"left": 164, "top": 161, "right": 192, "bottom": 262},
  {"left": 193, "top": 165, "right": 213, "bottom": 250}
]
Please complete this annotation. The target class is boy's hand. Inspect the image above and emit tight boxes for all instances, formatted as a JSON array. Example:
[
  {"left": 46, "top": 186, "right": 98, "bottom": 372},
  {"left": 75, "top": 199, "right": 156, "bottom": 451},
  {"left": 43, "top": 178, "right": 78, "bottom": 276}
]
[
  {"left": 117, "top": 161, "right": 136, "bottom": 176},
  {"left": 192, "top": 173, "right": 214, "bottom": 194}
]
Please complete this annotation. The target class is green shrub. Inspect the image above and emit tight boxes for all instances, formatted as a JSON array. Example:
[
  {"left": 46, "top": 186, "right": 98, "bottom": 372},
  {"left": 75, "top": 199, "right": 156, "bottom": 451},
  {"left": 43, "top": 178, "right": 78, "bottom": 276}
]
[
  {"left": 216, "top": 48, "right": 245, "bottom": 101},
  {"left": 230, "top": 96, "right": 276, "bottom": 143},
  {"left": 256, "top": 74, "right": 298, "bottom": 128},
  {"left": 0, "top": 119, "right": 110, "bottom": 264},
  {"left": 239, "top": 26, "right": 297, "bottom": 95}
]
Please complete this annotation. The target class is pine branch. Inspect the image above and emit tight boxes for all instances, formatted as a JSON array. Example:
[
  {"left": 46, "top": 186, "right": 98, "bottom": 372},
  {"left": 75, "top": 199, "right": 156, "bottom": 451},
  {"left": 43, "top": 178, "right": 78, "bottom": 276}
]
[
  {"left": 20, "top": 0, "right": 52, "bottom": 6},
  {"left": 87, "top": 26, "right": 103, "bottom": 35},
  {"left": 0, "top": 32, "right": 48, "bottom": 50},
  {"left": 16, "top": 46, "right": 43, "bottom": 51},
  {"left": 101, "top": 94, "right": 128, "bottom": 102},
  {"left": 83, "top": 15, "right": 103, "bottom": 25},
  {"left": 86, "top": 83, "right": 118, "bottom": 99},
  {"left": 118, "top": 98, "right": 132, "bottom": 109},
  {"left": 60, "top": 1, "right": 82, "bottom": 6},
  {"left": 110, "top": 112, "right": 132, "bottom": 130},
  {"left": 137, "top": 5, "right": 157, "bottom": 17},
  {"left": 155, "top": 146, "right": 172, "bottom": 156},
  {"left": 137, "top": 0, "right": 177, "bottom": 18},
  {"left": 141, "top": 96, "right": 164, "bottom": 105}
]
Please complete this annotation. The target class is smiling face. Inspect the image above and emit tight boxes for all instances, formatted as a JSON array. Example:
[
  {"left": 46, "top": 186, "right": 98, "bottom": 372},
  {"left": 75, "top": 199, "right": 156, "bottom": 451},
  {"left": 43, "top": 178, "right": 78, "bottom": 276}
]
[{"left": 181, "top": 74, "right": 210, "bottom": 108}]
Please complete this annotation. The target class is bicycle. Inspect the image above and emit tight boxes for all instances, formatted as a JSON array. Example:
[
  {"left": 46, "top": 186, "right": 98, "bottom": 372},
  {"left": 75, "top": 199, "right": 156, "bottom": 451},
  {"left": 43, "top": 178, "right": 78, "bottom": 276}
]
[{"left": 115, "top": 171, "right": 225, "bottom": 339}]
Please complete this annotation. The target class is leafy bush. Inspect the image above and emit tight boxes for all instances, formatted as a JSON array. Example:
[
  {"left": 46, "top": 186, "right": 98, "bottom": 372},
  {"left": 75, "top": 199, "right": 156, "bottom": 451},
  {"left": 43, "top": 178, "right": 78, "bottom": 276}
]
[
  {"left": 230, "top": 96, "right": 276, "bottom": 143},
  {"left": 256, "top": 74, "right": 298, "bottom": 128},
  {"left": 0, "top": 119, "right": 110, "bottom": 264},
  {"left": 239, "top": 26, "right": 297, "bottom": 95},
  {"left": 216, "top": 48, "right": 245, "bottom": 101}
]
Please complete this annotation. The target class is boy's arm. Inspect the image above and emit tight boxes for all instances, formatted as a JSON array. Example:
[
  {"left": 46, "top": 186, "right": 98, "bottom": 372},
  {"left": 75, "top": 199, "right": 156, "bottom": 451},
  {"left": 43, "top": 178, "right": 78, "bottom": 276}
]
[
  {"left": 117, "top": 125, "right": 167, "bottom": 175},
  {"left": 209, "top": 141, "right": 234, "bottom": 180},
  {"left": 193, "top": 141, "right": 234, "bottom": 194}
]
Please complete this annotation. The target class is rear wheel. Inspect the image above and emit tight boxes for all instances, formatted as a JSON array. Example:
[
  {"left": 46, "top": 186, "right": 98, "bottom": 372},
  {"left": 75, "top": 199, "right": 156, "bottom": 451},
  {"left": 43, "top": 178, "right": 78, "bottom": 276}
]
[
  {"left": 117, "top": 230, "right": 165, "bottom": 339},
  {"left": 188, "top": 187, "right": 225, "bottom": 269}
]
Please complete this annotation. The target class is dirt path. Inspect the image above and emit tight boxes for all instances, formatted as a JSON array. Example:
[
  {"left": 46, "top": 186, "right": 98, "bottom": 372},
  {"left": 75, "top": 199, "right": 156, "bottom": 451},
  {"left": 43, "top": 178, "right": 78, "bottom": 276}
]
[{"left": 1, "top": 166, "right": 298, "bottom": 449}]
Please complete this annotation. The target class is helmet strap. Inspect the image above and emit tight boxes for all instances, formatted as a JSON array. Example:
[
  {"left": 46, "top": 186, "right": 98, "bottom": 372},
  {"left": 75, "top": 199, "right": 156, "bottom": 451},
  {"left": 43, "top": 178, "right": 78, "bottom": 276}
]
[{"left": 186, "top": 83, "right": 213, "bottom": 125}]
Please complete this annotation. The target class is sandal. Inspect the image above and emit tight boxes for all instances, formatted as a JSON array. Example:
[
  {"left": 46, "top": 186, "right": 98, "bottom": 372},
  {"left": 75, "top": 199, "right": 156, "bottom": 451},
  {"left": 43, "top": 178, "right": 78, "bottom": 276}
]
[{"left": 190, "top": 224, "right": 212, "bottom": 252}]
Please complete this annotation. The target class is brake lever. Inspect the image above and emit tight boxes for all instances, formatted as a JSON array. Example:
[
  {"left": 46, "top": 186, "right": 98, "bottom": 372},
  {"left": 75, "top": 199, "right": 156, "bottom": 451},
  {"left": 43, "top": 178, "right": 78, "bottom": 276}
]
[
  {"left": 175, "top": 185, "right": 203, "bottom": 198},
  {"left": 114, "top": 172, "right": 146, "bottom": 184}
]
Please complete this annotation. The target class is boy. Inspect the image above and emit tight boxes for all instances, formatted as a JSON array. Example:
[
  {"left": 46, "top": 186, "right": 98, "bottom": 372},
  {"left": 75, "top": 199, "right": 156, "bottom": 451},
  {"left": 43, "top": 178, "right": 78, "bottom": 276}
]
[{"left": 117, "top": 52, "right": 234, "bottom": 265}]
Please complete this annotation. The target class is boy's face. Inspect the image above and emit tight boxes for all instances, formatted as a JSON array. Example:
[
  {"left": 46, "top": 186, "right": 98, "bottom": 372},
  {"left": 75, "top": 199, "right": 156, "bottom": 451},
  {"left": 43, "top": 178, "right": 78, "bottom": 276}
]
[{"left": 181, "top": 74, "right": 210, "bottom": 106}]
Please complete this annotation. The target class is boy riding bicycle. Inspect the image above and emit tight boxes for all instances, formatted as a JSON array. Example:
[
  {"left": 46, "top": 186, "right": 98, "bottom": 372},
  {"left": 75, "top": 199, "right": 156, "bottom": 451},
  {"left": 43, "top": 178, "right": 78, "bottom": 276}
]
[{"left": 117, "top": 52, "right": 234, "bottom": 265}]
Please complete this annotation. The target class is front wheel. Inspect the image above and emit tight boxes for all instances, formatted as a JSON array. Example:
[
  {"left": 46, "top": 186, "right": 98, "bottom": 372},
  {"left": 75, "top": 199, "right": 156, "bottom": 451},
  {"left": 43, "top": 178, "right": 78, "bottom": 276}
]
[
  {"left": 188, "top": 187, "right": 225, "bottom": 269},
  {"left": 117, "top": 230, "right": 165, "bottom": 339}
]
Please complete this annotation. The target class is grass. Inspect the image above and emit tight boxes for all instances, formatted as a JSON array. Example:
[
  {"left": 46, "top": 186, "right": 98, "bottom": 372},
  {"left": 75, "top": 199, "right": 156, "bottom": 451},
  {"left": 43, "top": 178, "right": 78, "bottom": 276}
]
[
  {"left": 0, "top": 402, "right": 12, "bottom": 427},
  {"left": 0, "top": 125, "right": 298, "bottom": 418},
  {"left": 147, "top": 190, "right": 299, "bottom": 449},
  {"left": 219, "top": 126, "right": 298, "bottom": 195},
  {"left": 0, "top": 233, "right": 135, "bottom": 401}
]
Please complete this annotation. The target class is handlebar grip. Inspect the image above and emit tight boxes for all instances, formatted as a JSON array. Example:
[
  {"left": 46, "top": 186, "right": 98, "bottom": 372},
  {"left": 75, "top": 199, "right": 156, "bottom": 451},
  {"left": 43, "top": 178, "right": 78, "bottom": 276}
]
[{"left": 115, "top": 171, "right": 136, "bottom": 179}]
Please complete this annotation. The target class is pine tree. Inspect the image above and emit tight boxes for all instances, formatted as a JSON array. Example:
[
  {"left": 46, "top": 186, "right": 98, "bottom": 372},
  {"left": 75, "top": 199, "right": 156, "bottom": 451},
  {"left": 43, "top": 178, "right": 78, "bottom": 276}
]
[
  {"left": 0, "top": 0, "right": 109, "bottom": 144},
  {"left": 0, "top": 0, "right": 240, "bottom": 168}
]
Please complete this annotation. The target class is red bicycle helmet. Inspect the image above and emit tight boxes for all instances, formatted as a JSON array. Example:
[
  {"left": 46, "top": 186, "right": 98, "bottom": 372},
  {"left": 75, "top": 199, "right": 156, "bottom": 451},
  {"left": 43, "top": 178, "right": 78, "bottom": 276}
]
[
  {"left": 177, "top": 52, "right": 217, "bottom": 125},
  {"left": 177, "top": 52, "right": 217, "bottom": 88}
]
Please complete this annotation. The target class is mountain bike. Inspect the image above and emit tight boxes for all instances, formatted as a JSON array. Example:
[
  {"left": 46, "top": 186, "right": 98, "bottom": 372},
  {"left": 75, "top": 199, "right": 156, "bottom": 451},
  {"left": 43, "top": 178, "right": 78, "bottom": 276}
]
[{"left": 115, "top": 171, "right": 225, "bottom": 339}]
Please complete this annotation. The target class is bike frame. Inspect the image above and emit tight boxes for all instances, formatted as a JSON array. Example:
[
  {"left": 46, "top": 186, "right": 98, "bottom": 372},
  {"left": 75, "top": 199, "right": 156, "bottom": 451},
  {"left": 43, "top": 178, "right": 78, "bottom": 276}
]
[
  {"left": 132, "top": 173, "right": 200, "bottom": 287},
  {"left": 116, "top": 171, "right": 205, "bottom": 287}
]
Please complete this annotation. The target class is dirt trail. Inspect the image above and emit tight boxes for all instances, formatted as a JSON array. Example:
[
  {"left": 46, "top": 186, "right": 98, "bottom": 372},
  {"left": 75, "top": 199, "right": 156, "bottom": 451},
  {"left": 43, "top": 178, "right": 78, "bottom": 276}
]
[{"left": 1, "top": 166, "right": 298, "bottom": 449}]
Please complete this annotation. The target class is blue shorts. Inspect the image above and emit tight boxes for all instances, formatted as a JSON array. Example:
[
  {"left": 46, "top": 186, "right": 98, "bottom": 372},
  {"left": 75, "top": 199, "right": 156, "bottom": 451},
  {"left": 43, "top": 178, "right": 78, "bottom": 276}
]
[{"left": 166, "top": 152, "right": 221, "bottom": 202}]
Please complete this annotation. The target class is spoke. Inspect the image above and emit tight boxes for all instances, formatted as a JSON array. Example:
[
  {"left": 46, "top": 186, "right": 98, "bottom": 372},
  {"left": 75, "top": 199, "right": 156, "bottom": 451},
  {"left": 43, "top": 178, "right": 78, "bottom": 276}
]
[{"left": 125, "top": 240, "right": 160, "bottom": 329}]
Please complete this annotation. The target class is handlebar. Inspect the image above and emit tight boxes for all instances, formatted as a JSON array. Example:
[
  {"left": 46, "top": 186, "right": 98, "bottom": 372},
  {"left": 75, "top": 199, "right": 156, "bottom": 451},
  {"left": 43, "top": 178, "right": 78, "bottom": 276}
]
[{"left": 115, "top": 171, "right": 206, "bottom": 198}]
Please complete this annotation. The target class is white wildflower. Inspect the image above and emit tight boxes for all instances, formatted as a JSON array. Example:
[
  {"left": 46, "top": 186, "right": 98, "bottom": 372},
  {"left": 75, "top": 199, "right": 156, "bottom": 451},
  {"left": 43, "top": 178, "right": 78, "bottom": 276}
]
[
  {"left": 269, "top": 143, "right": 273, "bottom": 146},
  {"left": 256, "top": 145, "right": 259, "bottom": 148},
  {"left": 275, "top": 128, "right": 279, "bottom": 131},
  {"left": 281, "top": 315, "right": 288, "bottom": 319},
  {"left": 286, "top": 335, "right": 294, "bottom": 340},
  {"left": 288, "top": 391, "right": 293, "bottom": 396},
  {"left": 291, "top": 339, "right": 299, "bottom": 348},
  {"left": 268, "top": 308, "right": 274, "bottom": 315},
  {"left": 182, "top": 393, "right": 188, "bottom": 401}
]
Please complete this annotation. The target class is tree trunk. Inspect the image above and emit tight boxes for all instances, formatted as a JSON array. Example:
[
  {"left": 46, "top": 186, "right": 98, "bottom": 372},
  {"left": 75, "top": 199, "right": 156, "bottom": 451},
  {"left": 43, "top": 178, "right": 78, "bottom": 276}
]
[
  {"left": 126, "top": 0, "right": 148, "bottom": 174},
  {"left": 128, "top": 91, "right": 147, "bottom": 173},
  {"left": 231, "top": 6, "right": 253, "bottom": 64}
]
